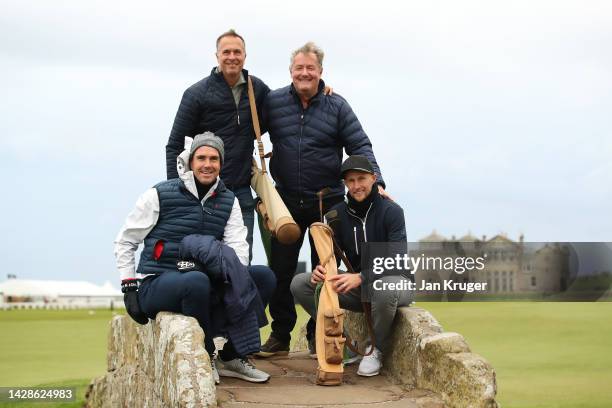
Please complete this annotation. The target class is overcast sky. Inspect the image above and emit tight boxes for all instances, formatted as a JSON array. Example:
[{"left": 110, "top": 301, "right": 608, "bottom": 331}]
[{"left": 1, "top": 0, "right": 611, "bottom": 285}]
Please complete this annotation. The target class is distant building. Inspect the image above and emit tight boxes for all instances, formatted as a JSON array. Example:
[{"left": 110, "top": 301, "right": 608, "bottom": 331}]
[
  {"left": 414, "top": 231, "right": 569, "bottom": 295},
  {"left": 0, "top": 276, "right": 122, "bottom": 309}
]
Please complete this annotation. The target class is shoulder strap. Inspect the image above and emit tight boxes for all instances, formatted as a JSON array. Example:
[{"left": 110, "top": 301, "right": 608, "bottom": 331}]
[{"left": 247, "top": 76, "right": 267, "bottom": 173}]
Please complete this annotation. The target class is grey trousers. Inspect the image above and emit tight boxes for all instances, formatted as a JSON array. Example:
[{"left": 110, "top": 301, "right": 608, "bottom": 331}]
[{"left": 290, "top": 272, "right": 414, "bottom": 354}]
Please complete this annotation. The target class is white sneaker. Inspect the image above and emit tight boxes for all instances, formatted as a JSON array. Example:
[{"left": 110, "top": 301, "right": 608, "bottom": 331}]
[
  {"left": 357, "top": 346, "right": 382, "bottom": 377},
  {"left": 211, "top": 359, "right": 220, "bottom": 384},
  {"left": 217, "top": 358, "right": 270, "bottom": 383}
]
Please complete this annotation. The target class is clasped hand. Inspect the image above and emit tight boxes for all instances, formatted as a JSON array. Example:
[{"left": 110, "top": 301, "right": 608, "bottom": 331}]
[{"left": 310, "top": 265, "right": 362, "bottom": 294}]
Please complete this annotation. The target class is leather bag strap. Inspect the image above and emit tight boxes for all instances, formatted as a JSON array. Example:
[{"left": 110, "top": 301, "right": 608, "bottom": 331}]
[{"left": 247, "top": 76, "right": 267, "bottom": 173}]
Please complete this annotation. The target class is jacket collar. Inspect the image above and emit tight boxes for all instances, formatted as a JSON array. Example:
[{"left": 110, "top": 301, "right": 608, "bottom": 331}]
[
  {"left": 345, "top": 187, "right": 381, "bottom": 219},
  {"left": 180, "top": 172, "right": 223, "bottom": 203},
  {"left": 211, "top": 66, "right": 249, "bottom": 86},
  {"left": 289, "top": 79, "right": 326, "bottom": 107}
]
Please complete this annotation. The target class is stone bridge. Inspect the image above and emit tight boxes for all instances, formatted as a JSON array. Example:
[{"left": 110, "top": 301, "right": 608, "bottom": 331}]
[{"left": 85, "top": 308, "right": 498, "bottom": 407}]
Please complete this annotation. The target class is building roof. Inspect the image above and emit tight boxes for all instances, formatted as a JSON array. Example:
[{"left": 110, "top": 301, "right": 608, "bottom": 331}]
[
  {"left": 486, "top": 234, "right": 515, "bottom": 244},
  {"left": 0, "top": 279, "right": 121, "bottom": 298},
  {"left": 419, "top": 230, "right": 447, "bottom": 242},
  {"left": 458, "top": 232, "right": 480, "bottom": 242}
]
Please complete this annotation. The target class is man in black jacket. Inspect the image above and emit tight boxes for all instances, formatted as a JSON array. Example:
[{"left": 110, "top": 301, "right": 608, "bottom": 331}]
[
  {"left": 290, "top": 155, "right": 413, "bottom": 376},
  {"left": 165, "top": 29, "right": 270, "bottom": 262},
  {"left": 256, "top": 42, "right": 389, "bottom": 357}
]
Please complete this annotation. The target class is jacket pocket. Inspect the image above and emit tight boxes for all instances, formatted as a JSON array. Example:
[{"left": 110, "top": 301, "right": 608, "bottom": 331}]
[
  {"left": 323, "top": 309, "right": 345, "bottom": 336},
  {"left": 324, "top": 336, "right": 346, "bottom": 365}
]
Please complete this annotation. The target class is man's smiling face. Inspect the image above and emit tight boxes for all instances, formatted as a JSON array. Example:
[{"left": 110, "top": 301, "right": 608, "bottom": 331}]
[
  {"left": 290, "top": 52, "right": 322, "bottom": 100},
  {"left": 189, "top": 146, "right": 221, "bottom": 185},
  {"left": 216, "top": 35, "right": 245, "bottom": 79}
]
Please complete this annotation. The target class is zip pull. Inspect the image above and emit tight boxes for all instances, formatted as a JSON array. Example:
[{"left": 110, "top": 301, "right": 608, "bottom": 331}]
[
  {"left": 237, "top": 113, "right": 240, "bottom": 125},
  {"left": 354, "top": 226, "right": 359, "bottom": 254}
]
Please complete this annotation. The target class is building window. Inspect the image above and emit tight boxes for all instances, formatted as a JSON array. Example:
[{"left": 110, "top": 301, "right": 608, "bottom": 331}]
[{"left": 531, "top": 276, "right": 536, "bottom": 287}]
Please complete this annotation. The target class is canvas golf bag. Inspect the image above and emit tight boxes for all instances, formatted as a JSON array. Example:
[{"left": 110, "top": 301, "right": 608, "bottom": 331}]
[{"left": 310, "top": 222, "right": 346, "bottom": 385}]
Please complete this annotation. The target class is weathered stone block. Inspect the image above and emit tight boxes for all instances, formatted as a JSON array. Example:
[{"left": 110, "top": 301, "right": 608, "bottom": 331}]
[
  {"left": 342, "top": 306, "right": 497, "bottom": 408},
  {"left": 86, "top": 312, "right": 217, "bottom": 408},
  {"left": 419, "top": 352, "right": 497, "bottom": 408}
]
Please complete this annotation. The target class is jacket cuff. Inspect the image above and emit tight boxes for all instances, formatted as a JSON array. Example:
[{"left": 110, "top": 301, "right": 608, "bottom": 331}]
[{"left": 119, "top": 267, "right": 136, "bottom": 282}]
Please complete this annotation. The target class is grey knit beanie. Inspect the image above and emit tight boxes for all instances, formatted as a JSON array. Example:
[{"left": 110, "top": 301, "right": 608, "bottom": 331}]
[{"left": 189, "top": 132, "right": 225, "bottom": 164}]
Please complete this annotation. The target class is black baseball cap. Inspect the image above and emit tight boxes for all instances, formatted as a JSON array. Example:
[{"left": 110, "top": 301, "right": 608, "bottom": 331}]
[{"left": 340, "top": 155, "right": 375, "bottom": 178}]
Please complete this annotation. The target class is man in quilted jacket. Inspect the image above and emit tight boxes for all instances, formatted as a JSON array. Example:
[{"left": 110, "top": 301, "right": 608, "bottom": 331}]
[
  {"left": 165, "top": 29, "right": 270, "bottom": 262},
  {"left": 256, "top": 42, "right": 389, "bottom": 357},
  {"left": 116, "top": 133, "right": 274, "bottom": 384}
]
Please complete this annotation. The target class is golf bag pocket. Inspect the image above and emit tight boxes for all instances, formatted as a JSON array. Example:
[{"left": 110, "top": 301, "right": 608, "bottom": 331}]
[
  {"left": 323, "top": 309, "right": 345, "bottom": 336},
  {"left": 324, "top": 336, "right": 346, "bottom": 365}
]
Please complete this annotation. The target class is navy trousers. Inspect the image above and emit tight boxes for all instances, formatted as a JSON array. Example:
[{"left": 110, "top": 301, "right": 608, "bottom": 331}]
[{"left": 138, "top": 265, "right": 275, "bottom": 357}]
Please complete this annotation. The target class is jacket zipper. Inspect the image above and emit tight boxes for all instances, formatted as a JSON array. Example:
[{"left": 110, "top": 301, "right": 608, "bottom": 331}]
[
  {"left": 347, "top": 203, "right": 373, "bottom": 255},
  {"left": 236, "top": 94, "right": 241, "bottom": 125},
  {"left": 298, "top": 112, "right": 304, "bottom": 205}
]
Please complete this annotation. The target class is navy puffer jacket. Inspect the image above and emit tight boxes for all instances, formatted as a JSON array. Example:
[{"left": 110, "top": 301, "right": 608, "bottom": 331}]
[
  {"left": 263, "top": 81, "right": 384, "bottom": 204},
  {"left": 179, "top": 234, "right": 268, "bottom": 356},
  {"left": 166, "top": 68, "right": 270, "bottom": 187}
]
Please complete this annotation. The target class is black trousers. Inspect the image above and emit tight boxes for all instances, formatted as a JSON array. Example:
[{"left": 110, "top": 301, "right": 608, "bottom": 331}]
[{"left": 269, "top": 194, "right": 343, "bottom": 342}]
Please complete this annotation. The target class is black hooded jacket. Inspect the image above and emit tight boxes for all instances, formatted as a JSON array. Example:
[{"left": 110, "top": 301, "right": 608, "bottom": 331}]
[{"left": 326, "top": 191, "right": 406, "bottom": 274}]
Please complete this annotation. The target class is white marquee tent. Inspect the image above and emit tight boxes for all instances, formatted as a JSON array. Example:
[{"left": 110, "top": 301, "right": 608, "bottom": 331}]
[{"left": 0, "top": 278, "right": 122, "bottom": 309}]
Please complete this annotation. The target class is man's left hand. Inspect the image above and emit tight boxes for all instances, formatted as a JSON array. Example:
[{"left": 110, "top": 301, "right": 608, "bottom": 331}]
[
  {"left": 378, "top": 185, "right": 393, "bottom": 201},
  {"left": 328, "top": 273, "right": 362, "bottom": 294}
]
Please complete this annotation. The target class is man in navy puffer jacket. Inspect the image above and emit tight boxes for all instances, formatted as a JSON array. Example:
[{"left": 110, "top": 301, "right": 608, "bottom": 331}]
[
  {"left": 165, "top": 29, "right": 270, "bottom": 262},
  {"left": 256, "top": 42, "right": 389, "bottom": 357}
]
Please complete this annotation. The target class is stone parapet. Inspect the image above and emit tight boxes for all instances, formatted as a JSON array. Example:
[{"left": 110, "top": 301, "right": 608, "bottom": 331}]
[
  {"left": 344, "top": 307, "right": 498, "bottom": 408},
  {"left": 85, "top": 312, "right": 216, "bottom": 408}
]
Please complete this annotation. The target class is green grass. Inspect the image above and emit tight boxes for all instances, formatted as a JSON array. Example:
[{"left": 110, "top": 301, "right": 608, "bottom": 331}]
[
  {"left": 421, "top": 302, "right": 612, "bottom": 408},
  {"left": 1, "top": 303, "right": 611, "bottom": 408},
  {"left": 0, "top": 309, "right": 114, "bottom": 407}
]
